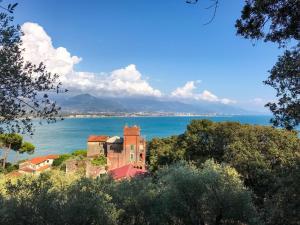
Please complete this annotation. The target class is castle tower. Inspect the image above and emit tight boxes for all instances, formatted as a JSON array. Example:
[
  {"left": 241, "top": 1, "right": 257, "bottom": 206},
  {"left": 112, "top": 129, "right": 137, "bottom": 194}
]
[{"left": 123, "top": 126, "right": 146, "bottom": 169}]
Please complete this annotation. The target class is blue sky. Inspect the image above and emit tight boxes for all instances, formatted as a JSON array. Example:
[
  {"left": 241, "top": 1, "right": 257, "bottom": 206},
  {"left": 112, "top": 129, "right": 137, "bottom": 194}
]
[{"left": 11, "top": 0, "right": 285, "bottom": 112}]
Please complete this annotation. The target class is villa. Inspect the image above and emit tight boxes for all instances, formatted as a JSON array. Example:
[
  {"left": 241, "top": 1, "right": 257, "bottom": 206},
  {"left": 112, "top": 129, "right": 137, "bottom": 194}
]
[{"left": 17, "top": 154, "right": 59, "bottom": 175}]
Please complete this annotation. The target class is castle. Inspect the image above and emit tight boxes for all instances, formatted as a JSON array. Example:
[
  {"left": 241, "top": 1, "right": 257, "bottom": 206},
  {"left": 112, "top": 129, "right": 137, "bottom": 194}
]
[
  {"left": 66, "top": 125, "right": 147, "bottom": 179},
  {"left": 88, "top": 125, "right": 146, "bottom": 170}
]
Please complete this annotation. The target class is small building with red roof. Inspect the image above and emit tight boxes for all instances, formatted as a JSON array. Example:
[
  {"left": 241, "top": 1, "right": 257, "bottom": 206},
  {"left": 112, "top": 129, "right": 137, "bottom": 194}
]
[
  {"left": 87, "top": 135, "right": 109, "bottom": 158},
  {"left": 18, "top": 154, "right": 59, "bottom": 175}
]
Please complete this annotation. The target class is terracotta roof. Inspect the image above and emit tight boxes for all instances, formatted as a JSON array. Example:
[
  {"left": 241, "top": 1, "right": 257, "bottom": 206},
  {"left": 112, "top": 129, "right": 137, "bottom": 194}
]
[
  {"left": 19, "top": 167, "right": 35, "bottom": 173},
  {"left": 88, "top": 135, "right": 109, "bottom": 142},
  {"left": 6, "top": 171, "right": 23, "bottom": 178},
  {"left": 28, "top": 154, "right": 59, "bottom": 165},
  {"left": 109, "top": 164, "right": 146, "bottom": 180},
  {"left": 124, "top": 126, "right": 140, "bottom": 136}
]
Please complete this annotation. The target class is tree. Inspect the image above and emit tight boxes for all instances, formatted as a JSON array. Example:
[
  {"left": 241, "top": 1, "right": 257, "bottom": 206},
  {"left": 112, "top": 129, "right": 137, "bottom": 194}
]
[
  {"left": 265, "top": 159, "right": 300, "bottom": 225},
  {"left": 15, "top": 141, "right": 35, "bottom": 163},
  {"left": 0, "top": 2, "right": 65, "bottom": 135},
  {"left": 235, "top": 0, "right": 300, "bottom": 46},
  {"left": 235, "top": 0, "right": 300, "bottom": 129},
  {"left": 264, "top": 44, "right": 300, "bottom": 130},
  {"left": 189, "top": 0, "right": 300, "bottom": 130},
  {"left": 156, "top": 160, "right": 260, "bottom": 225},
  {"left": 147, "top": 135, "right": 185, "bottom": 171},
  {"left": 0, "top": 133, "right": 22, "bottom": 169},
  {"left": 147, "top": 119, "right": 300, "bottom": 224},
  {"left": 0, "top": 133, "right": 35, "bottom": 169}
]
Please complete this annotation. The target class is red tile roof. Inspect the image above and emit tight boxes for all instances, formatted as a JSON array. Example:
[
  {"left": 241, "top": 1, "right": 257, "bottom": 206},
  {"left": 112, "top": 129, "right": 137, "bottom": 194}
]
[
  {"left": 28, "top": 154, "right": 59, "bottom": 165},
  {"left": 88, "top": 135, "right": 109, "bottom": 142},
  {"left": 109, "top": 164, "right": 146, "bottom": 180},
  {"left": 124, "top": 126, "right": 140, "bottom": 136},
  {"left": 19, "top": 167, "right": 35, "bottom": 173},
  {"left": 6, "top": 171, "right": 23, "bottom": 178}
]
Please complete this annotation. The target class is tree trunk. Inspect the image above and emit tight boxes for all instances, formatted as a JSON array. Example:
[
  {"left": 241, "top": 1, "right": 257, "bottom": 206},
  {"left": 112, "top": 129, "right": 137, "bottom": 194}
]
[
  {"left": 2, "top": 144, "right": 11, "bottom": 169},
  {"left": 14, "top": 151, "right": 19, "bottom": 164}
]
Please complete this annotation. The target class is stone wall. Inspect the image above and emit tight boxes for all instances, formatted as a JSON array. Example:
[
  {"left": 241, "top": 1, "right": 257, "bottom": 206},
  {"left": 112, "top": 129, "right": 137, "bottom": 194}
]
[
  {"left": 87, "top": 142, "right": 105, "bottom": 158},
  {"left": 65, "top": 159, "right": 87, "bottom": 173},
  {"left": 86, "top": 161, "right": 106, "bottom": 178}
]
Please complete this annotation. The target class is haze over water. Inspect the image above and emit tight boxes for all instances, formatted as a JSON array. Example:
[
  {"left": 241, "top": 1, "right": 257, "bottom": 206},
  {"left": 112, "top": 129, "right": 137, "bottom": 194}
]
[{"left": 17, "top": 115, "right": 273, "bottom": 159}]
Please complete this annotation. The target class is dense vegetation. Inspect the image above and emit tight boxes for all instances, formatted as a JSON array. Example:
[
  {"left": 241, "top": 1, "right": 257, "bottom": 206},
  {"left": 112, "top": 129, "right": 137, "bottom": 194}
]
[
  {"left": 148, "top": 120, "right": 300, "bottom": 225},
  {"left": 92, "top": 155, "right": 107, "bottom": 166},
  {"left": 52, "top": 149, "right": 87, "bottom": 170},
  {"left": 0, "top": 160, "right": 259, "bottom": 225}
]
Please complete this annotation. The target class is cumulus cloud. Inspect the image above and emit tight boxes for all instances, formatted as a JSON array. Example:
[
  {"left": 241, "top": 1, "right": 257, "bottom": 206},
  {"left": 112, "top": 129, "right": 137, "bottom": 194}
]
[
  {"left": 171, "top": 81, "right": 199, "bottom": 98},
  {"left": 21, "top": 22, "right": 81, "bottom": 76},
  {"left": 20, "top": 22, "right": 233, "bottom": 103},
  {"left": 171, "top": 81, "right": 236, "bottom": 104},
  {"left": 21, "top": 22, "right": 161, "bottom": 97}
]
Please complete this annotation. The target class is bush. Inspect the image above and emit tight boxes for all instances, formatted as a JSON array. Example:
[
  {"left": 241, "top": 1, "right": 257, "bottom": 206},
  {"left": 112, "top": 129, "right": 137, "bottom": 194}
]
[
  {"left": 71, "top": 149, "right": 87, "bottom": 157},
  {"left": 91, "top": 155, "right": 107, "bottom": 166},
  {"left": 0, "top": 160, "right": 259, "bottom": 225},
  {"left": 52, "top": 154, "right": 72, "bottom": 167}
]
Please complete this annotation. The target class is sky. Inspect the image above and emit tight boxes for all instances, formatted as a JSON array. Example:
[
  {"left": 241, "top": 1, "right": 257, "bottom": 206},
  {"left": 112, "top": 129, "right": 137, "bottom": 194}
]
[{"left": 9, "top": 0, "right": 286, "bottom": 112}]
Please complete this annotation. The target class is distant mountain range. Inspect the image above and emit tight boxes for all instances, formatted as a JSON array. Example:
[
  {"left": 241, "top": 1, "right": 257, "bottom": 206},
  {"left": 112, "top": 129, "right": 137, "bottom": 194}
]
[{"left": 57, "top": 94, "right": 255, "bottom": 115}]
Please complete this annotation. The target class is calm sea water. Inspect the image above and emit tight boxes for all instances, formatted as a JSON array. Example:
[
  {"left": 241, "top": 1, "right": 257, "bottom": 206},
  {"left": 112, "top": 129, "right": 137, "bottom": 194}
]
[{"left": 13, "top": 115, "right": 272, "bottom": 159}]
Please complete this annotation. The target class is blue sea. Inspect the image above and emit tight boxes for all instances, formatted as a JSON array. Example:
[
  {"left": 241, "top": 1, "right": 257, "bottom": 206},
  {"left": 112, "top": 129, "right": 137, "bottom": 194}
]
[{"left": 11, "top": 115, "right": 273, "bottom": 159}]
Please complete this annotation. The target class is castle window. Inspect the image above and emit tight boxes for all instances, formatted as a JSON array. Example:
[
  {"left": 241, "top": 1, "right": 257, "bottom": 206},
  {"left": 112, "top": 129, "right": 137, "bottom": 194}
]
[
  {"left": 130, "top": 153, "right": 135, "bottom": 162},
  {"left": 130, "top": 144, "right": 135, "bottom": 152},
  {"left": 139, "top": 153, "right": 143, "bottom": 161}
]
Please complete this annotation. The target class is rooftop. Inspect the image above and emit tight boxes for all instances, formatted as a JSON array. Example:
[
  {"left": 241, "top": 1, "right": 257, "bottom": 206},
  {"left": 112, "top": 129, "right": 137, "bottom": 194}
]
[
  {"left": 88, "top": 135, "right": 109, "bottom": 142},
  {"left": 27, "top": 154, "right": 59, "bottom": 165},
  {"left": 124, "top": 126, "right": 140, "bottom": 136},
  {"left": 109, "top": 164, "right": 146, "bottom": 180}
]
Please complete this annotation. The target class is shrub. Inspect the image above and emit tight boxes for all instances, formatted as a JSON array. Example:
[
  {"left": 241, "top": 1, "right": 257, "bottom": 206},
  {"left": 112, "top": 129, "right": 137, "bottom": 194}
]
[
  {"left": 91, "top": 155, "right": 107, "bottom": 166},
  {"left": 52, "top": 154, "right": 72, "bottom": 167},
  {"left": 71, "top": 149, "right": 87, "bottom": 157}
]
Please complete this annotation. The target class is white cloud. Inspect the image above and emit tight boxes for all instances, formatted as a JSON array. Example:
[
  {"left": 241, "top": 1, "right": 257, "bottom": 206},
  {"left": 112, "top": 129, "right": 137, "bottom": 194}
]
[
  {"left": 21, "top": 22, "right": 81, "bottom": 76},
  {"left": 171, "top": 81, "right": 199, "bottom": 98},
  {"left": 21, "top": 22, "right": 161, "bottom": 97},
  {"left": 171, "top": 81, "right": 236, "bottom": 104},
  {"left": 20, "top": 22, "right": 234, "bottom": 103}
]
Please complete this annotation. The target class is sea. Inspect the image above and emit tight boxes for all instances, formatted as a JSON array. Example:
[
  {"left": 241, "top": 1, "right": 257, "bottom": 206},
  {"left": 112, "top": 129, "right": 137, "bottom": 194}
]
[{"left": 5, "top": 115, "right": 274, "bottom": 161}]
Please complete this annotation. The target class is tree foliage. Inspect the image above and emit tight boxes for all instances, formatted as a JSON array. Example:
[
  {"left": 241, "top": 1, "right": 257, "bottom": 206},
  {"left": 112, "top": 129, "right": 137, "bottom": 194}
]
[
  {"left": 264, "top": 44, "right": 300, "bottom": 130},
  {"left": 0, "top": 2, "right": 64, "bottom": 134},
  {"left": 91, "top": 155, "right": 107, "bottom": 166},
  {"left": 148, "top": 119, "right": 300, "bottom": 224},
  {"left": 235, "top": 0, "right": 300, "bottom": 129},
  {"left": 0, "top": 133, "right": 34, "bottom": 169},
  {"left": 0, "top": 160, "right": 257, "bottom": 225},
  {"left": 235, "top": 0, "right": 300, "bottom": 46}
]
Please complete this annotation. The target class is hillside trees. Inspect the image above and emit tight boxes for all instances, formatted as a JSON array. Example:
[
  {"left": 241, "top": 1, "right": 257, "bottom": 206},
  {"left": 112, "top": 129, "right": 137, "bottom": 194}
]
[
  {"left": 147, "top": 119, "right": 300, "bottom": 224},
  {"left": 0, "top": 2, "right": 64, "bottom": 135},
  {"left": 0, "top": 160, "right": 257, "bottom": 225}
]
